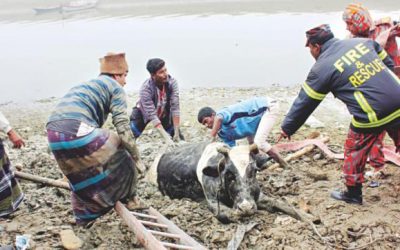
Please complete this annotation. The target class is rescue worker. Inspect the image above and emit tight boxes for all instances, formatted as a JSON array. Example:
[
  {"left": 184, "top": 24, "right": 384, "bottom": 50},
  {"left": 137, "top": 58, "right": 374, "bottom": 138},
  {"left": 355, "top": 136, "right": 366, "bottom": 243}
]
[
  {"left": 198, "top": 97, "right": 289, "bottom": 168},
  {"left": 279, "top": 24, "right": 400, "bottom": 205},
  {"left": 0, "top": 112, "right": 25, "bottom": 217},
  {"left": 343, "top": 3, "right": 400, "bottom": 176},
  {"left": 343, "top": 3, "right": 400, "bottom": 67},
  {"left": 47, "top": 53, "right": 144, "bottom": 226},
  {"left": 130, "top": 58, "right": 183, "bottom": 145}
]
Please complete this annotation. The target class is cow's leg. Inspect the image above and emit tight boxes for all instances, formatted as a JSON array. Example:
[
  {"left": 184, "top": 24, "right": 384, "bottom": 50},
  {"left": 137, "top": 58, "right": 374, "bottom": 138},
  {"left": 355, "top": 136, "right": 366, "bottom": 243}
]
[
  {"left": 207, "top": 199, "right": 239, "bottom": 224},
  {"left": 204, "top": 192, "right": 239, "bottom": 224},
  {"left": 256, "top": 192, "right": 275, "bottom": 212},
  {"left": 256, "top": 193, "right": 310, "bottom": 222}
]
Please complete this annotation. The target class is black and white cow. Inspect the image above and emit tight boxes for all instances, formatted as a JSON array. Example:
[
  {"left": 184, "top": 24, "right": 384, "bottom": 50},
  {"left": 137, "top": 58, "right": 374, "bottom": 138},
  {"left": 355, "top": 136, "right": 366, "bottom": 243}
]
[{"left": 146, "top": 142, "right": 270, "bottom": 223}]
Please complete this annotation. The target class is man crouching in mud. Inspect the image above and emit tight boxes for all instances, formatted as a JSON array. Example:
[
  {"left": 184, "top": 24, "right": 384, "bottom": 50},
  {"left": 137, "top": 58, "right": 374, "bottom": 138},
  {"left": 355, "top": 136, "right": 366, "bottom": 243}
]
[
  {"left": 46, "top": 53, "right": 145, "bottom": 226},
  {"left": 198, "top": 97, "right": 289, "bottom": 169},
  {"left": 278, "top": 24, "right": 400, "bottom": 205}
]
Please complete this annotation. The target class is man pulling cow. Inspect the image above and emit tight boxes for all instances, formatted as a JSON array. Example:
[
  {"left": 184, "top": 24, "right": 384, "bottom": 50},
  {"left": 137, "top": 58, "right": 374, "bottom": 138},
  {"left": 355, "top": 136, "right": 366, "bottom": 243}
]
[
  {"left": 197, "top": 97, "right": 289, "bottom": 169},
  {"left": 279, "top": 24, "right": 400, "bottom": 205},
  {"left": 130, "top": 58, "right": 183, "bottom": 145},
  {"left": 46, "top": 53, "right": 144, "bottom": 226}
]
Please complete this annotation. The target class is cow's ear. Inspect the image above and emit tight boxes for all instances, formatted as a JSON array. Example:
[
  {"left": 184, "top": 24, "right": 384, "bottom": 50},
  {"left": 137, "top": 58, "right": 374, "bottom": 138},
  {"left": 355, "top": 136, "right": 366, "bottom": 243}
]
[
  {"left": 203, "top": 160, "right": 225, "bottom": 177},
  {"left": 217, "top": 146, "right": 230, "bottom": 157}
]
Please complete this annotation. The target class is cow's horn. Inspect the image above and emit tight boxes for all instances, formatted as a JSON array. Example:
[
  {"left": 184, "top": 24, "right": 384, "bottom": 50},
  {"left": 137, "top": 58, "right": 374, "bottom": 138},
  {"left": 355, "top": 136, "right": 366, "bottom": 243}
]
[
  {"left": 249, "top": 144, "right": 259, "bottom": 154},
  {"left": 217, "top": 146, "right": 230, "bottom": 155}
]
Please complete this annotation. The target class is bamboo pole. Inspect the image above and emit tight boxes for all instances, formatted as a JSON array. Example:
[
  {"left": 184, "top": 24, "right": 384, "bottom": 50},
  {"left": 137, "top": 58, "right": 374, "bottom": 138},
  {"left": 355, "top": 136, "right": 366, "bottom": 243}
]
[
  {"left": 15, "top": 171, "right": 70, "bottom": 190},
  {"left": 268, "top": 137, "right": 330, "bottom": 171}
]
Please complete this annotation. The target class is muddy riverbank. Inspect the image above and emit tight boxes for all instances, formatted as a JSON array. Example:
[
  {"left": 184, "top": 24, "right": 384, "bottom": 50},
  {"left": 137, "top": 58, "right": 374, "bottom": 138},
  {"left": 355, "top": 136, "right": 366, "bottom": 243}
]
[{"left": 1, "top": 86, "right": 400, "bottom": 249}]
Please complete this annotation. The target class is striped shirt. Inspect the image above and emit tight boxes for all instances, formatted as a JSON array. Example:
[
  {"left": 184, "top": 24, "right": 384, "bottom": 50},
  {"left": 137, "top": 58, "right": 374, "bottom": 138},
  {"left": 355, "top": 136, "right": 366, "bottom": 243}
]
[{"left": 48, "top": 75, "right": 130, "bottom": 133}]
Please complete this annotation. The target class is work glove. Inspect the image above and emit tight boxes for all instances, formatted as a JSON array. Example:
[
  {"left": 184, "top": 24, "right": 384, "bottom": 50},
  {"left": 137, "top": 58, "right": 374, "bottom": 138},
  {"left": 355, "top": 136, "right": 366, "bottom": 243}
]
[
  {"left": 173, "top": 126, "right": 180, "bottom": 143},
  {"left": 156, "top": 125, "right": 174, "bottom": 146},
  {"left": 119, "top": 129, "right": 145, "bottom": 173}
]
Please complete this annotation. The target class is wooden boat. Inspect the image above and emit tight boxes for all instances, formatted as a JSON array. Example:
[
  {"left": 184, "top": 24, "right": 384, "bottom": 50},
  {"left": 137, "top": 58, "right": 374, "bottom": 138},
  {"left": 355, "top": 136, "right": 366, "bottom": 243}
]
[
  {"left": 61, "top": 0, "right": 98, "bottom": 12},
  {"left": 33, "top": 5, "right": 61, "bottom": 14}
]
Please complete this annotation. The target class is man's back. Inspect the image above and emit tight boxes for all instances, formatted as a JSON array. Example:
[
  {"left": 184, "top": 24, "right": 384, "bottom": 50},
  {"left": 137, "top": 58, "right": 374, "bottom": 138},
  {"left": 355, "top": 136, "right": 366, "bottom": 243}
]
[
  {"left": 48, "top": 75, "right": 126, "bottom": 128},
  {"left": 309, "top": 38, "right": 400, "bottom": 129},
  {"left": 217, "top": 97, "right": 268, "bottom": 146}
]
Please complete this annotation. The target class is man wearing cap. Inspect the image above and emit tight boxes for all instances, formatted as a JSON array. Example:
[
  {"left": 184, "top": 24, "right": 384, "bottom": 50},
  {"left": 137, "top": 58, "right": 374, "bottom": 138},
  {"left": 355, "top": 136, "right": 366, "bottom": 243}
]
[
  {"left": 343, "top": 3, "right": 400, "bottom": 68},
  {"left": 130, "top": 58, "right": 182, "bottom": 144},
  {"left": 342, "top": 3, "right": 400, "bottom": 177},
  {"left": 198, "top": 97, "right": 289, "bottom": 168},
  {"left": 278, "top": 24, "right": 400, "bottom": 205},
  {"left": 46, "top": 53, "right": 144, "bottom": 226}
]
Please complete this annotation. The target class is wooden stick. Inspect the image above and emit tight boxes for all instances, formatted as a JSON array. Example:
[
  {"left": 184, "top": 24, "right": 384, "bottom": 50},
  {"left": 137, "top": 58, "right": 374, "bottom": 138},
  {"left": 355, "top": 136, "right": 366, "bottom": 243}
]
[
  {"left": 268, "top": 137, "right": 330, "bottom": 171},
  {"left": 227, "top": 222, "right": 258, "bottom": 250},
  {"left": 15, "top": 171, "right": 70, "bottom": 190}
]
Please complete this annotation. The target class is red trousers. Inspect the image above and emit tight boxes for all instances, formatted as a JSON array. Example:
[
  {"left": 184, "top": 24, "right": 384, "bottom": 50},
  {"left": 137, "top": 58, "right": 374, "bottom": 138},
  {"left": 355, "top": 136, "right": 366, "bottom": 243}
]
[
  {"left": 343, "top": 127, "right": 400, "bottom": 186},
  {"left": 368, "top": 132, "right": 385, "bottom": 170}
]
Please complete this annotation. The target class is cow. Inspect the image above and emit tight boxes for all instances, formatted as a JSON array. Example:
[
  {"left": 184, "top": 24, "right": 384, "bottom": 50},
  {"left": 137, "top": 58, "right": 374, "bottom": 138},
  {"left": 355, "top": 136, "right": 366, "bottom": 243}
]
[{"left": 146, "top": 141, "right": 271, "bottom": 223}]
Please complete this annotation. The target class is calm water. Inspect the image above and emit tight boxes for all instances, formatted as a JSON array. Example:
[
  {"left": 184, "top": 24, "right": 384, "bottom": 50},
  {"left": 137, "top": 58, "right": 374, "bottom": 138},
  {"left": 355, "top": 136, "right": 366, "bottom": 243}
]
[{"left": 0, "top": 1, "right": 399, "bottom": 102}]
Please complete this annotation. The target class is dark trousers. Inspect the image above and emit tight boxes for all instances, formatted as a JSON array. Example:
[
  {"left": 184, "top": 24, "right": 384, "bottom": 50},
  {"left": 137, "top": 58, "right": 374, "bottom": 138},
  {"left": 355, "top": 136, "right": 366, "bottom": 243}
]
[{"left": 129, "top": 107, "right": 184, "bottom": 139}]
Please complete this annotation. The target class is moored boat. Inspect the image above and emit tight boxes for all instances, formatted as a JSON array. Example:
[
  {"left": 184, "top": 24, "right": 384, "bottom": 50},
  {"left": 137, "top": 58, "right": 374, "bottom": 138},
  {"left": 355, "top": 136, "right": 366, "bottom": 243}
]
[
  {"left": 33, "top": 5, "right": 61, "bottom": 14},
  {"left": 61, "top": 0, "right": 98, "bottom": 12}
]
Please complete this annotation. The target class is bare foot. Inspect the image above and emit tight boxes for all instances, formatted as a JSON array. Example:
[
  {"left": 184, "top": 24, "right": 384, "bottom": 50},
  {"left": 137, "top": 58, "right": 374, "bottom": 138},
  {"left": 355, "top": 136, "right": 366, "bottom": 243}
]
[{"left": 126, "top": 197, "right": 148, "bottom": 210}]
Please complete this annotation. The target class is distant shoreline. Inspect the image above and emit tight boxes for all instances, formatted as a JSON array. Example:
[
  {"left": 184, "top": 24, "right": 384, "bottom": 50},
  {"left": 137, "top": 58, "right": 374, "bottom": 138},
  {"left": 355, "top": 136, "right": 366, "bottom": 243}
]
[{"left": 1, "top": 0, "right": 400, "bottom": 22}]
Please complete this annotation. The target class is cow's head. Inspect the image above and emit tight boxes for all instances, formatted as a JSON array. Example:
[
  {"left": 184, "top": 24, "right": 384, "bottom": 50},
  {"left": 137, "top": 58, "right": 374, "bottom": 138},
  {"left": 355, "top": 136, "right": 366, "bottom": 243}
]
[{"left": 202, "top": 144, "right": 266, "bottom": 217}]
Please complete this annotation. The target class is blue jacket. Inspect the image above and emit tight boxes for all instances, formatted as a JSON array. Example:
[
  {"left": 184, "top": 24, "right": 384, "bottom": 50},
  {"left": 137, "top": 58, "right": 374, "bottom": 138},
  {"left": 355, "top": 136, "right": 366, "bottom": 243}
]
[
  {"left": 217, "top": 97, "right": 268, "bottom": 146},
  {"left": 282, "top": 38, "right": 400, "bottom": 135}
]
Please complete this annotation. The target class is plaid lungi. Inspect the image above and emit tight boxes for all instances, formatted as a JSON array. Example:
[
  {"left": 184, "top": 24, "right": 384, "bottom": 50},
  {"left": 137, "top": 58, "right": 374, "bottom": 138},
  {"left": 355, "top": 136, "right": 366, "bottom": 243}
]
[{"left": 0, "top": 140, "right": 24, "bottom": 217}]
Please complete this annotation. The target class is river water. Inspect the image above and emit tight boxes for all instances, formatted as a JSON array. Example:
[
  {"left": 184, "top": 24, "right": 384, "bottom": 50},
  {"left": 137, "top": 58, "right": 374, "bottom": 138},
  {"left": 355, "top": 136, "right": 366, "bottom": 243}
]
[{"left": 0, "top": 0, "right": 399, "bottom": 102}]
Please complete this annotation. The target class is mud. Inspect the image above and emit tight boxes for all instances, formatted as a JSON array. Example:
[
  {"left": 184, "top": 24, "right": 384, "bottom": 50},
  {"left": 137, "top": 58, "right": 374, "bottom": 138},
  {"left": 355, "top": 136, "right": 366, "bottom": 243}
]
[{"left": 1, "top": 86, "right": 399, "bottom": 249}]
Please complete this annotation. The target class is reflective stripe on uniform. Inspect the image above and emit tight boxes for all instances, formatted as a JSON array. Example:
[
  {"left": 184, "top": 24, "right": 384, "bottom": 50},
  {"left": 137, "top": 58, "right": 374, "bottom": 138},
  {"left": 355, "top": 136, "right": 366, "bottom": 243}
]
[
  {"left": 354, "top": 91, "right": 378, "bottom": 122},
  {"left": 302, "top": 82, "right": 326, "bottom": 101},
  {"left": 378, "top": 50, "right": 388, "bottom": 60},
  {"left": 352, "top": 108, "right": 400, "bottom": 128},
  {"left": 388, "top": 69, "right": 400, "bottom": 85}
]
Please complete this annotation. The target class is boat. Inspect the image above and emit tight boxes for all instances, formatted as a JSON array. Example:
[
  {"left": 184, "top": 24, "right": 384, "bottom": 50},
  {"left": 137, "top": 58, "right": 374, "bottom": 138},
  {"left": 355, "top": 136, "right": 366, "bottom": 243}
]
[
  {"left": 33, "top": 5, "right": 61, "bottom": 14},
  {"left": 61, "top": 0, "right": 98, "bottom": 12}
]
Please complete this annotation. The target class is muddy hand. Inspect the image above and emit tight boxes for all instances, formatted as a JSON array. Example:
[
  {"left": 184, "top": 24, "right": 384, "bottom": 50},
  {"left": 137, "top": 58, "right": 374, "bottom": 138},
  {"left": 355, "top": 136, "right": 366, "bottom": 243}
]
[
  {"left": 7, "top": 129, "right": 25, "bottom": 149},
  {"left": 276, "top": 129, "right": 290, "bottom": 143},
  {"left": 135, "top": 159, "right": 146, "bottom": 174},
  {"left": 119, "top": 130, "right": 145, "bottom": 173},
  {"left": 173, "top": 126, "right": 181, "bottom": 142},
  {"left": 156, "top": 125, "right": 174, "bottom": 146}
]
